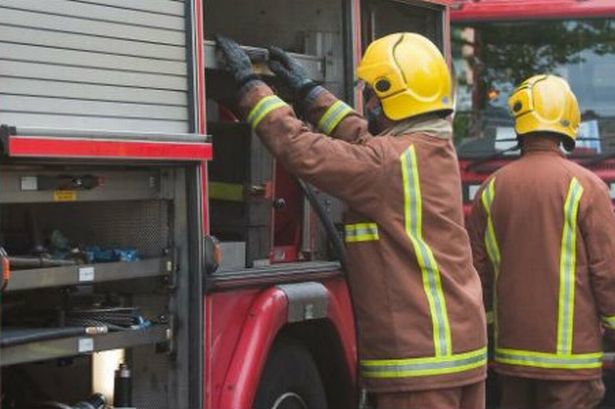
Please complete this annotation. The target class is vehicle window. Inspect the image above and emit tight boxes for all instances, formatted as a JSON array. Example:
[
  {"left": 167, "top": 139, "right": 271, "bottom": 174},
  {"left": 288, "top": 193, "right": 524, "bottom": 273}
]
[{"left": 453, "top": 18, "right": 615, "bottom": 156}]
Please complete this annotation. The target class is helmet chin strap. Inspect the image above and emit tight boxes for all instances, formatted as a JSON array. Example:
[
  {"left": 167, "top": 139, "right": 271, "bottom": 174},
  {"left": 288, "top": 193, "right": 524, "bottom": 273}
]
[{"left": 366, "top": 100, "right": 384, "bottom": 134}]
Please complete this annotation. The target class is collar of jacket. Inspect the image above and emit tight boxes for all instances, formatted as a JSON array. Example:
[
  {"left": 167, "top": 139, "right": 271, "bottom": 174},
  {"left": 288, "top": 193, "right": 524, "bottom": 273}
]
[
  {"left": 387, "top": 114, "right": 453, "bottom": 140},
  {"left": 521, "top": 136, "right": 565, "bottom": 157}
]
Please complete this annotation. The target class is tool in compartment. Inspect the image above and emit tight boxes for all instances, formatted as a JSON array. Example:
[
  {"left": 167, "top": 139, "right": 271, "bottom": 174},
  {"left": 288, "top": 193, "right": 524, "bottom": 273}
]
[
  {"left": 113, "top": 363, "right": 133, "bottom": 408},
  {"left": 1, "top": 246, "right": 10, "bottom": 291}
]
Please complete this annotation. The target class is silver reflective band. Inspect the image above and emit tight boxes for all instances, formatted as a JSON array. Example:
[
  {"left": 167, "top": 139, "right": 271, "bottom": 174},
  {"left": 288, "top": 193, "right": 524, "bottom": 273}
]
[
  {"left": 401, "top": 146, "right": 451, "bottom": 357},
  {"left": 318, "top": 100, "right": 354, "bottom": 135},
  {"left": 361, "top": 347, "right": 487, "bottom": 378},
  {"left": 247, "top": 95, "right": 288, "bottom": 130},
  {"left": 557, "top": 177, "right": 583, "bottom": 355},
  {"left": 345, "top": 223, "right": 379, "bottom": 243},
  {"left": 495, "top": 348, "right": 602, "bottom": 369}
]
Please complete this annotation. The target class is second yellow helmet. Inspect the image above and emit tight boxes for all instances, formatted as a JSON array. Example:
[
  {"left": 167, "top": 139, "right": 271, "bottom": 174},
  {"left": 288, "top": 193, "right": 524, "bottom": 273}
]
[
  {"left": 356, "top": 33, "right": 453, "bottom": 121},
  {"left": 508, "top": 75, "right": 580, "bottom": 149}
]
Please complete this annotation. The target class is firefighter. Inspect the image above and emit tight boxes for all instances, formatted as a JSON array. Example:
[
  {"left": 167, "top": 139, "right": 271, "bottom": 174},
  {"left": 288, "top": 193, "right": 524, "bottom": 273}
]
[
  {"left": 217, "top": 33, "right": 487, "bottom": 409},
  {"left": 467, "top": 75, "right": 615, "bottom": 409}
]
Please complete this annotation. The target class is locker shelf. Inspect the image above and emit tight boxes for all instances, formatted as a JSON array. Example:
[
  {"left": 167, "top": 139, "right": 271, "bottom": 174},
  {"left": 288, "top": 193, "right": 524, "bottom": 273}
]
[
  {"left": 5, "top": 257, "right": 173, "bottom": 292},
  {"left": 0, "top": 325, "right": 170, "bottom": 366}
]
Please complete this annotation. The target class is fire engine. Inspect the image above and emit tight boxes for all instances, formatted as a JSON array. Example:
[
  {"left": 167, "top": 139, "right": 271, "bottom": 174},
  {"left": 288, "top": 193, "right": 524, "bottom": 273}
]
[
  {"left": 0, "top": 1, "right": 452, "bottom": 408},
  {"left": 451, "top": 0, "right": 615, "bottom": 406}
]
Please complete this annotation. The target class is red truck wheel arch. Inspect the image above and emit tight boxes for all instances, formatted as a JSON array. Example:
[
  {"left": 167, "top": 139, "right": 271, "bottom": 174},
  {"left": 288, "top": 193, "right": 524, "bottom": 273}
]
[{"left": 216, "top": 279, "right": 357, "bottom": 409}]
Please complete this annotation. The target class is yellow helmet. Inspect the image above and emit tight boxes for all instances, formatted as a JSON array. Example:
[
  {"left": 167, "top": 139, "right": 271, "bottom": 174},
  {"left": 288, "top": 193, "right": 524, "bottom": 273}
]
[
  {"left": 508, "top": 75, "right": 580, "bottom": 149},
  {"left": 356, "top": 33, "right": 453, "bottom": 121}
]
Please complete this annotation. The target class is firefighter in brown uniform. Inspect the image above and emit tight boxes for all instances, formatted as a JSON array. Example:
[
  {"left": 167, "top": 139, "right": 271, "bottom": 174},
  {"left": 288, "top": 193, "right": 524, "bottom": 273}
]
[
  {"left": 468, "top": 75, "right": 615, "bottom": 409},
  {"left": 217, "top": 33, "right": 487, "bottom": 409}
]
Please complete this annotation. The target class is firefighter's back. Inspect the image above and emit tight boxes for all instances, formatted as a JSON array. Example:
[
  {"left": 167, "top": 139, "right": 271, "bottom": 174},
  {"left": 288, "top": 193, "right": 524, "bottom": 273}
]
[{"left": 488, "top": 140, "right": 606, "bottom": 379}]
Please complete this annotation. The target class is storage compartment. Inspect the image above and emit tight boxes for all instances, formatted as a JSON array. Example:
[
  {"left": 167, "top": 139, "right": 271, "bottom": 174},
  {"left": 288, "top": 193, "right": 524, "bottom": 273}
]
[
  {"left": 204, "top": 0, "right": 351, "bottom": 270},
  {"left": 361, "top": 0, "right": 445, "bottom": 49},
  {"left": 0, "top": 164, "right": 200, "bottom": 409}
]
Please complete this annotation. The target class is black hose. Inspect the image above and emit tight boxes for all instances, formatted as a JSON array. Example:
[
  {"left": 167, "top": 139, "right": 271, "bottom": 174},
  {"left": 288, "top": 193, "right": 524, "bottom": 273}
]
[
  {"left": 297, "top": 180, "right": 347, "bottom": 271},
  {"left": 298, "top": 179, "right": 363, "bottom": 405},
  {"left": 0, "top": 327, "right": 90, "bottom": 347}
]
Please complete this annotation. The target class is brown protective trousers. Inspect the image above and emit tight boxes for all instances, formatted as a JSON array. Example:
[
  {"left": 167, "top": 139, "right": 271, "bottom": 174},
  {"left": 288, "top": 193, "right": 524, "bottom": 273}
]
[
  {"left": 376, "top": 381, "right": 485, "bottom": 409},
  {"left": 499, "top": 375, "right": 604, "bottom": 409}
]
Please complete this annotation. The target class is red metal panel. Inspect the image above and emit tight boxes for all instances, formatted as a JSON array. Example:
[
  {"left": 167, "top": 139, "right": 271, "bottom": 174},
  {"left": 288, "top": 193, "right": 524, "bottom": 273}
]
[
  {"left": 217, "top": 288, "right": 290, "bottom": 409},
  {"left": 7, "top": 136, "right": 212, "bottom": 161},
  {"left": 452, "top": 0, "right": 615, "bottom": 22},
  {"left": 212, "top": 277, "right": 356, "bottom": 409}
]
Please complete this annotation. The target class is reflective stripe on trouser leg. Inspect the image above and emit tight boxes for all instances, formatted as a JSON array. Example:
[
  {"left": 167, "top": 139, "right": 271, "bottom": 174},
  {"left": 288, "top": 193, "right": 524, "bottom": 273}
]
[
  {"left": 557, "top": 178, "right": 583, "bottom": 355},
  {"left": 400, "top": 145, "right": 452, "bottom": 356},
  {"left": 247, "top": 96, "right": 288, "bottom": 130},
  {"left": 318, "top": 100, "right": 355, "bottom": 135},
  {"left": 481, "top": 178, "right": 500, "bottom": 346},
  {"left": 361, "top": 347, "right": 487, "bottom": 378},
  {"left": 345, "top": 222, "right": 379, "bottom": 243}
]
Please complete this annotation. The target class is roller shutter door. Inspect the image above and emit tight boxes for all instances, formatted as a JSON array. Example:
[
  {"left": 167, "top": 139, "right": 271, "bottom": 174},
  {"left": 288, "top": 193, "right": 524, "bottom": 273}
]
[{"left": 0, "top": 0, "right": 191, "bottom": 133}]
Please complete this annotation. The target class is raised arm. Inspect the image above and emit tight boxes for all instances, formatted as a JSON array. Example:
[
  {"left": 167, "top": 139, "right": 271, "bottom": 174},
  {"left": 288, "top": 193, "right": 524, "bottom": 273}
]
[
  {"left": 237, "top": 82, "right": 384, "bottom": 215},
  {"left": 267, "top": 47, "right": 371, "bottom": 144}
]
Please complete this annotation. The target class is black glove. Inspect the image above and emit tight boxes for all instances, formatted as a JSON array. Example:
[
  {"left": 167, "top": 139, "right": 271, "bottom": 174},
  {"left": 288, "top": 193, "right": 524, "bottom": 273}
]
[
  {"left": 215, "top": 35, "right": 258, "bottom": 87},
  {"left": 268, "top": 46, "right": 318, "bottom": 100}
]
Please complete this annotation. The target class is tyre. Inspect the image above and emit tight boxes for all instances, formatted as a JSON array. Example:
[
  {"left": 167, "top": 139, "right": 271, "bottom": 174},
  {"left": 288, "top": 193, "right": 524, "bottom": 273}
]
[{"left": 253, "top": 338, "right": 328, "bottom": 409}]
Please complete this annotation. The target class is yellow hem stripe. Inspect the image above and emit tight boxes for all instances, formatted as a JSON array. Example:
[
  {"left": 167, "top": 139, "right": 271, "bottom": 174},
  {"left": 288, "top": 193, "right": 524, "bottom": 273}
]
[
  {"left": 496, "top": 348, "right": 602, "bottom": 370},
  {"left": 318, "top": 100, "right": 354, "bottom": 135},
  {"left": 401, "top": 146, "right": 452, "bottom": 357},
  {"left": 361, "top": 347, "right": 486, "bottom": 378},
  {"left": 247, "top": 95, "right": 288, "bottom": 130}
]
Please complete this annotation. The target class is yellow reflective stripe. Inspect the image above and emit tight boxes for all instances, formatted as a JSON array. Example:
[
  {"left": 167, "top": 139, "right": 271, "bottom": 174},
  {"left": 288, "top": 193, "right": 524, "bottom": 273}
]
[
  {"left": 557, "top": 178, "right": 584, "bottom": 355},
  {"left": 247, "top": 95, "right": 288, "bottom": 130},
  {"left": 400, "top": 146, "right": 452, "bottom": 357},
  {"left": 345, "top": 223, "right": 379, "bottom": 243},
  {"left": 361, "top": 347, "right": 487, "bottom": 378},
  {"left": 495, "top": 348, "right": 602, "bottom": 369},
  {"left": 209, "top": 182, "right": 244, "bottom": 202},
  {"left": 481, "top": 178, "right": 500, "bottom": 272},
  {"left": 602, "top": 315, "right": 615, "bottom": 329},
  {"left": 480, "top": 178, "right": 500, "bottom": 346},
  {"left": 318, "top": 100, "right": 354, "bottom": 135}
]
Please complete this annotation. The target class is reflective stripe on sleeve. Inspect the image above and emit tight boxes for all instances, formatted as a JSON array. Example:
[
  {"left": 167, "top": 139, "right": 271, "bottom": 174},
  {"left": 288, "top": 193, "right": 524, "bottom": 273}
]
[
  {"left": 557, "top": 178, "right": 584, "bottom": 355},
  {"left": 495, "top": 348, "right": 602, "bottom": 369},
  {"left": 247, "top": 95, "right": 288, "bottom": 130},
  {"left": 345, "top": 223, "right": 379, "bottom": 243},
  {"left": 361, "top": 347, "right": 487, "bottom": 378},
  {"left": 318, "top": 100, "right": 355, "bottom": 135},
  {"left": 400, "top": 145, "right": 452, "bottom": 357}
]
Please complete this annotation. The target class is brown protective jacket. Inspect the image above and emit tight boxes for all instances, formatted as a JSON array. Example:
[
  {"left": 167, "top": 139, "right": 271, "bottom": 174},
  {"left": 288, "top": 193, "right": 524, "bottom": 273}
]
[
  {"left": 238, "top": 82, "right": 486, "bottom": 393},
  {"left": 467, "top": 137, "right": 615, "bottom": 381}
]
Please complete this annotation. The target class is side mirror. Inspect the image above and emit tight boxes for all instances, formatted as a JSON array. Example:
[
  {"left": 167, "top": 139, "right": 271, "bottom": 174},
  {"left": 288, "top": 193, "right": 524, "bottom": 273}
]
[{"left": 203, "top": 235, "right": 221, "bottom": 275}]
